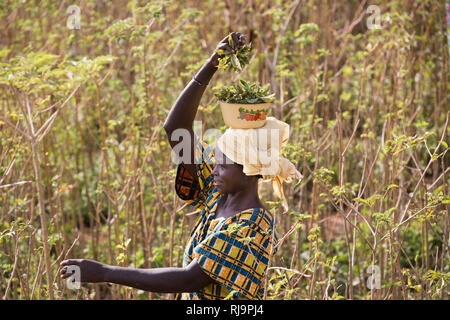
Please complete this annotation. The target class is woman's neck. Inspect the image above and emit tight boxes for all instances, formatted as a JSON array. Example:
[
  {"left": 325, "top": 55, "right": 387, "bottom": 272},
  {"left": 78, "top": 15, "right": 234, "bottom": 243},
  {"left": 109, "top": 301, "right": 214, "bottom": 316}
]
[{"left": 221, "top": 183, "right": 264, "bottom": 212}]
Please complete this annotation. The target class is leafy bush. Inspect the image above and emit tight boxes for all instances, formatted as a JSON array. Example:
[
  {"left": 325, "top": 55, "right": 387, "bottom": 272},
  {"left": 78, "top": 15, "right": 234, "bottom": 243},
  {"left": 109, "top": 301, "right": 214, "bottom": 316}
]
[{"left": 214, "top": 79, "right": 275, "bottom": 104}]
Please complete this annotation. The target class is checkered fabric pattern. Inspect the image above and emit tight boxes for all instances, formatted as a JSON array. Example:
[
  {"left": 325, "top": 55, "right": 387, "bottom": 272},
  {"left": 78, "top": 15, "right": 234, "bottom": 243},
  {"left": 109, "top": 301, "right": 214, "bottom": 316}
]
[{"left": 175, "top": 136, "right": 277, "bottom": 300}]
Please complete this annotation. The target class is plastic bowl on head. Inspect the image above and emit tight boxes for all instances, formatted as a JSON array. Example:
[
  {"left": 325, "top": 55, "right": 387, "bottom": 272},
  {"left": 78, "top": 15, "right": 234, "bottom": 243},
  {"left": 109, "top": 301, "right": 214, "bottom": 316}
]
[{"left": 219, "top": 100, "right": 271, "bottom": 129}]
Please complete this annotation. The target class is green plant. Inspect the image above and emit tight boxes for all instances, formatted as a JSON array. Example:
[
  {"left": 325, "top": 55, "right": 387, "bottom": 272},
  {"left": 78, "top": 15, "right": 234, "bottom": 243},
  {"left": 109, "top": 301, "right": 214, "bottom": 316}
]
[
  {"left": 214, "top": 79, "right": 275, "bottom": 104},
  {"left": 216, "top": 34, "right": 252, "bottom": 72}
]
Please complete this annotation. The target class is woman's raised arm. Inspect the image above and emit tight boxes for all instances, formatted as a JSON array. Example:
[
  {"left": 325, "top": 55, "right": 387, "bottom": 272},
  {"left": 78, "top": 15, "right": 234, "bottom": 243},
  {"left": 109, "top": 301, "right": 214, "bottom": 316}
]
[{"left": 163, "top": 32, "right": 246, "bottom": 178}]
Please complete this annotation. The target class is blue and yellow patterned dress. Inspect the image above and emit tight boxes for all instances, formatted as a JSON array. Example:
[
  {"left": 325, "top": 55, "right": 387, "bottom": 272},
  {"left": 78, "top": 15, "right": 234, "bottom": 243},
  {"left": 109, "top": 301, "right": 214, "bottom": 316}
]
[{"left": 175, "top": 136, "right": 277, "bottom": 300}]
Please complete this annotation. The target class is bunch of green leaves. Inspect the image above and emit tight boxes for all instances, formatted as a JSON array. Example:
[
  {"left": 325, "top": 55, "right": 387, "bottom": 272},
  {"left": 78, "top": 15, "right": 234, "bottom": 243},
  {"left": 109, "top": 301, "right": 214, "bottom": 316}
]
[
  {"left": 216, "top": 34, "right": 252, "bottom": 72},
  {"left": 214, "top": 79, "right": 275, "bottom": 104}
]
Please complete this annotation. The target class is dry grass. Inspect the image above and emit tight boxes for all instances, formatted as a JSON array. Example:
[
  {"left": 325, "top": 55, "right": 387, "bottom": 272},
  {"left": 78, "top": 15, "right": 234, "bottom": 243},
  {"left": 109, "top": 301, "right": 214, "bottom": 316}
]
[{"left": 0, "top": 0, "right": 448, "bottom": 300}]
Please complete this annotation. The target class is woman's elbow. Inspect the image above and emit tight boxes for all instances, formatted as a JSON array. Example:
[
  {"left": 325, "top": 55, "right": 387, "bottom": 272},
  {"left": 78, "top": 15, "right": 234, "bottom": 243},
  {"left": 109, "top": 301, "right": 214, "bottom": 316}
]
[
  {"left": 163, "top": 121, "right": 174, "bottom": 134},
  {"left": 182, "top": 261, "right": 215, "bottom": 292}
]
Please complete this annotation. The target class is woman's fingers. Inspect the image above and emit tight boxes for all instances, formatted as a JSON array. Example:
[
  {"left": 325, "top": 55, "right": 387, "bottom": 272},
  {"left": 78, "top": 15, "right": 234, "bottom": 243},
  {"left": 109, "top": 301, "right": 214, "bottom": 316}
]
[
  {"left": 60, "top": 269, "right": 73, "bottom": 279},
  {"left": 216, "top": 42, "right": 235, "bottom": 54},
  {"left": 231, "top": 32, "right": 246, "bottom": 47},
  {"left": 219, "top": 32, "right": 246, "bottom": 50},
  {"left": 59, "top": 259, "right": 81, "bottom": 279},
  {"left": 216, "top": 33, "right": 246, "bottom": 55},
  {"left": 60, "top": 259, "right": 80, "bottom": 267},
  {"left": 60, "top": 265, "right": 76, "bottom": 279}
]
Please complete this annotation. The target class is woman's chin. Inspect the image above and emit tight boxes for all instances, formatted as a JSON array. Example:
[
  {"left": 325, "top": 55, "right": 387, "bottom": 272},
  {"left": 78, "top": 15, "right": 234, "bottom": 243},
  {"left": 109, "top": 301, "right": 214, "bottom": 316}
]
[{"left": 214, "top": 185, "right": 226, "bottom": 195}]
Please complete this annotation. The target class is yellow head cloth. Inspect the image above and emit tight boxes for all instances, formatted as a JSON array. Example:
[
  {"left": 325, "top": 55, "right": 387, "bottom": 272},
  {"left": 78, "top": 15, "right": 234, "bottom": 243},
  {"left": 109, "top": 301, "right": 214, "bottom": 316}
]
[{"left": 217, "top": 117, "right": 302, "bottom": 213}]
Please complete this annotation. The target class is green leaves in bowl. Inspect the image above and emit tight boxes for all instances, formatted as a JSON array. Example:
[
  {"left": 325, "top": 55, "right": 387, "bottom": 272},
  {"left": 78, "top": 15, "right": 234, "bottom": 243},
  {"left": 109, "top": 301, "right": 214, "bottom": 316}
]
[
  {"left": 215, "top": 34, "right": 251, "bottom": 72},
  {"left": 214, "top": 79, "right": 275, "bottom": 104}
]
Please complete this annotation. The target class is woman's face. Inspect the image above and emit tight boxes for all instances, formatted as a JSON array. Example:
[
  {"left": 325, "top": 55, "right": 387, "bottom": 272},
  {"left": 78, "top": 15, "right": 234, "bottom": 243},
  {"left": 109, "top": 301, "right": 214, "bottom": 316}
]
[{"left": 213, "top": 147, "right": 252, "bottom": 195}]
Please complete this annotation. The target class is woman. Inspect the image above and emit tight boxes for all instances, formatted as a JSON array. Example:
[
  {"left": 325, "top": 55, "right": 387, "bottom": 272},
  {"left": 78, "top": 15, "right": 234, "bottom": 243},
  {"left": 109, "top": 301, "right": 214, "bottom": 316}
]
[{"left": 60, "top": 32, "right": 300, "bottom": 300}]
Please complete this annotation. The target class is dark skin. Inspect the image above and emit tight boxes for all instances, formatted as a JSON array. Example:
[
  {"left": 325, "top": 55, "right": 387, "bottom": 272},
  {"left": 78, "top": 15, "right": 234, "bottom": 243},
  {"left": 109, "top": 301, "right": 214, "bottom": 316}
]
[
  {"left": 60, "top": 32, "right": 265, "bottom": 293},
  {"left": 213, "top": 146, "right": 265, "bottom": 219}
]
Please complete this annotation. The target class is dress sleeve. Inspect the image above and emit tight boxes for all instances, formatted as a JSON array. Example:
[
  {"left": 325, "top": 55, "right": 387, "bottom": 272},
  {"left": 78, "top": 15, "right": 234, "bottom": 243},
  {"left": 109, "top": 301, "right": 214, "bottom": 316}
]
[
  {"left": 192, "top": 218, "right": 274, "bottom": 299},
  {"left": 175, "top": 135, "right": 215, "bottom": 211}
]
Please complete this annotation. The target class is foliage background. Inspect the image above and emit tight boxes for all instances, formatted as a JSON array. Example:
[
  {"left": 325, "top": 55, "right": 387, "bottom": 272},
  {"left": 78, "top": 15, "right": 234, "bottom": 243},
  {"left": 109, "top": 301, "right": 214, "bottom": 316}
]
[{"left": 0, "top": 0, "right": 448, "bottom": 300}]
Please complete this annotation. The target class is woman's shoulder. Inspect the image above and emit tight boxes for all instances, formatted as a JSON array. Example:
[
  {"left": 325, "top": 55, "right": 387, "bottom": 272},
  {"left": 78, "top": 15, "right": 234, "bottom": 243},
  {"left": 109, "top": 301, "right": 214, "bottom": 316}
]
[{"left": 234, "top": 207, "right": 274, "bottom": 231}]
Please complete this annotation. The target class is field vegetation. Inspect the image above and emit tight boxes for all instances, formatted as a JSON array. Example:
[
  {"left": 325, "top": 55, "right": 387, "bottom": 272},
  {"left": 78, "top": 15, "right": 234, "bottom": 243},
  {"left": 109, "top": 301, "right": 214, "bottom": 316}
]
[{"left": 0, "top": 0, "right": 448, "bottom": 299}]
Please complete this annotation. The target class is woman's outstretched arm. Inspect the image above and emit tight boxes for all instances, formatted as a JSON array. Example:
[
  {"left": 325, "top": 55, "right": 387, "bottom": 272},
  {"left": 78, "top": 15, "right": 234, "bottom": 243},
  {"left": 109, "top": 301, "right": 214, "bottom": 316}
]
[{"left": 60, "top": 258, "right": 212, "bottom": 293}]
